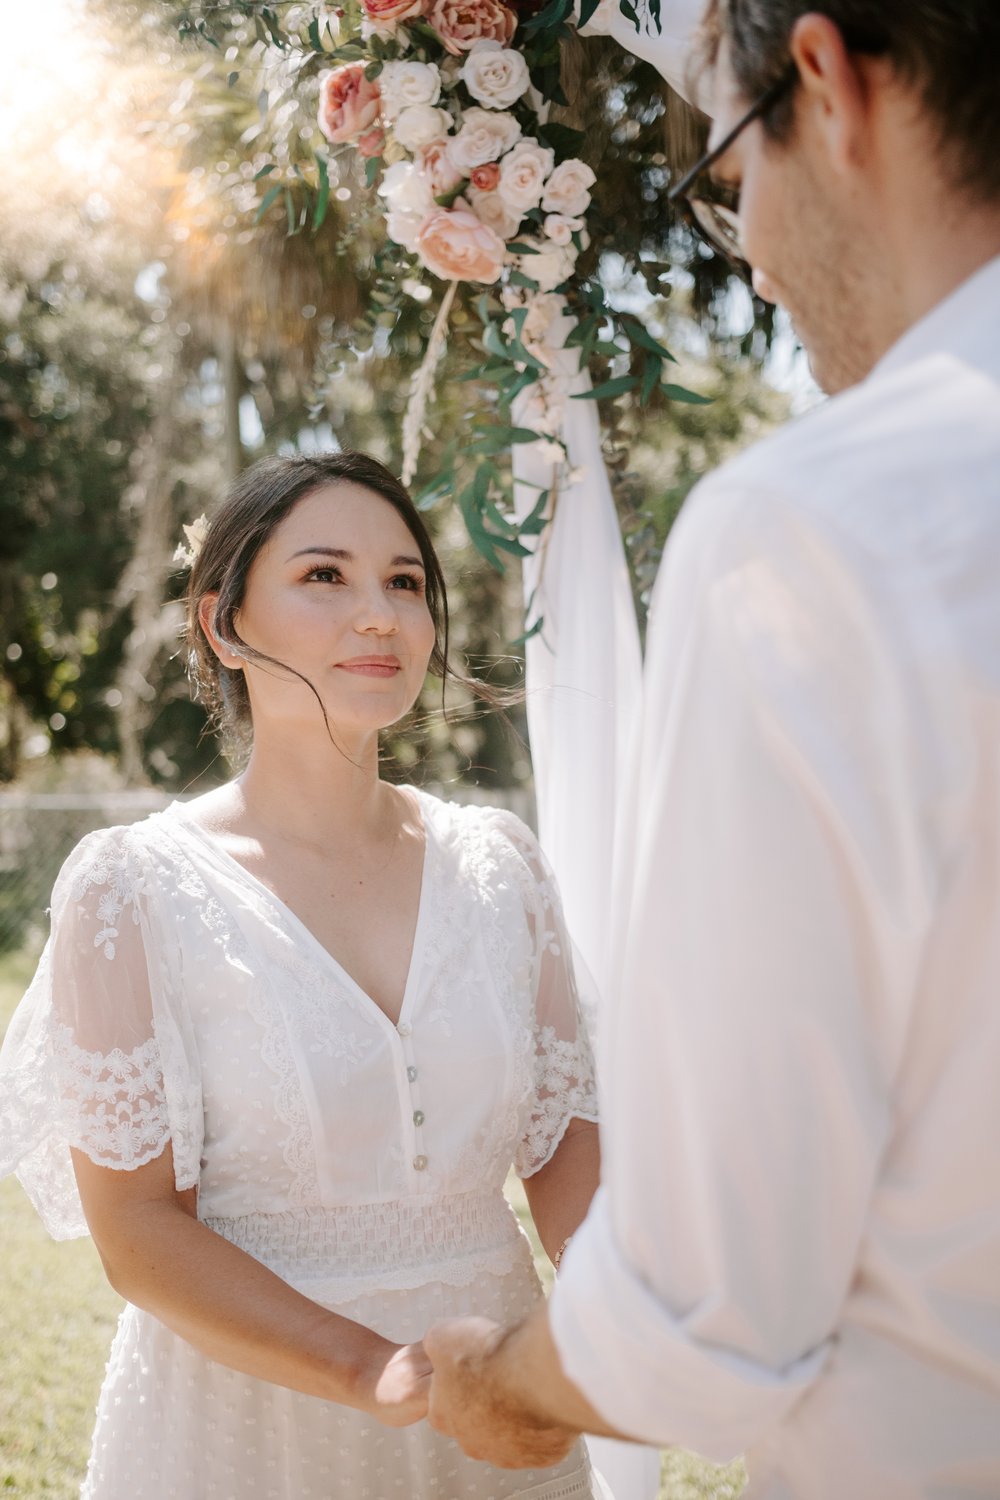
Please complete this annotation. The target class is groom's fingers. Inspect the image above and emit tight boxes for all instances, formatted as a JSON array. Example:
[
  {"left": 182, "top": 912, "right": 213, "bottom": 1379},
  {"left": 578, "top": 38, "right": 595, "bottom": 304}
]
[{"left": 425, "top": 1315, "right": 499, "bottom": 1368}]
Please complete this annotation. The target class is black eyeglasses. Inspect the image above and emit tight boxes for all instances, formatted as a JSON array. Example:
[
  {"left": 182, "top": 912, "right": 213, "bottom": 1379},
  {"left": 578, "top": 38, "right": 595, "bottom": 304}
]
[{"left": 667, "top": 67, "right": 797, "bottom": 269}]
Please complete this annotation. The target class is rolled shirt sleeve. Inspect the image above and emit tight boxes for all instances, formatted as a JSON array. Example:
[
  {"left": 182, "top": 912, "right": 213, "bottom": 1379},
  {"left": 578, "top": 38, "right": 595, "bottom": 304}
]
[{"left": 549, "top": 473, "right": 939, "bottom": 1460}]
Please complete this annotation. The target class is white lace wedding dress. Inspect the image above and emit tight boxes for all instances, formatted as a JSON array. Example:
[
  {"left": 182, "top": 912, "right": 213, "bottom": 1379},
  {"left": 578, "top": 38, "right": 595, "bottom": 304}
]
[{"left": 0, "top": 788, "right": 601, "bottom": 1499}]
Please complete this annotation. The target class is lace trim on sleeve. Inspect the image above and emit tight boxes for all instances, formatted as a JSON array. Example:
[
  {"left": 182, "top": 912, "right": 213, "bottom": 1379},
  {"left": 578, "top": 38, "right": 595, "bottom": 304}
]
[
  {"left": 53, "top": 1026, "right": 171, "bottom": 1170},
  {"left": 515, "top": 1023, "right": 599, "bottom": 1177}
]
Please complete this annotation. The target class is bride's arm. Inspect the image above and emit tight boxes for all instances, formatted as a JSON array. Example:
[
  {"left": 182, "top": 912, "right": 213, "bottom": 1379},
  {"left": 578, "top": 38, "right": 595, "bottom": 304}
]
[
  {"left": 521, "top": 1117, "right": 600, "bottom": 1269},
  {"left": 72, "top": 1144, "right": 430, "bottom": 1424}
]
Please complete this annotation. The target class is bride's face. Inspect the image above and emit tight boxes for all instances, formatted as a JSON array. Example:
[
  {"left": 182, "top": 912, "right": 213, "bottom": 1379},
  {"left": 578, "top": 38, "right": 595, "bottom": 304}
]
[{"left": 211, "top": 481, "right": 437, "bottom": 739}]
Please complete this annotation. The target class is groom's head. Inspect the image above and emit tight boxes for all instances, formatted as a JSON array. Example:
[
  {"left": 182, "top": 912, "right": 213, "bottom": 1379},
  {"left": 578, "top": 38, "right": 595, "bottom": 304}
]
[{"left": 696, "top": 1, "right": 1000, "bottom": 392}]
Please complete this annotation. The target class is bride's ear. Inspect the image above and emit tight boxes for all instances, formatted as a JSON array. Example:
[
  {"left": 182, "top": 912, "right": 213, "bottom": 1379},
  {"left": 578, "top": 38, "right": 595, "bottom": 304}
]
[{"left": 198, "top": 593, "right": 243, "bottom": 671}]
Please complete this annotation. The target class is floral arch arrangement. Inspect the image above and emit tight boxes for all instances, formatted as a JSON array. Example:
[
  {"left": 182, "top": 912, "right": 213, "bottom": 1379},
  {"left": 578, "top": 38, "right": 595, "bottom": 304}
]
[{"left": 182, "top": 0, "right": 703, "bottom": 575}]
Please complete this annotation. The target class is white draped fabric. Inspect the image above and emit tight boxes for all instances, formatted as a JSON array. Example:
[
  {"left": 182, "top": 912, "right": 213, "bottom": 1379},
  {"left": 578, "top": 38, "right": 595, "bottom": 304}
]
[
  {"left": 513, "top": 364, "right": 649, "bottom": 1498},
  {"left": 509, "top": 17, "right": 706, "bottom": 1496}
]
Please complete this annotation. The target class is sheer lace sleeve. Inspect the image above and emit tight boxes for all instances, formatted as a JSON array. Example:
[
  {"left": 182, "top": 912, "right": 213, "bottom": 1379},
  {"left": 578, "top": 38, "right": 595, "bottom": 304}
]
[
  {"left": 0, "top": 824, "right": 203, "bottom": 1239},
  {"left": 488, "top": 811, "right": 599, "bottom": 1178}
]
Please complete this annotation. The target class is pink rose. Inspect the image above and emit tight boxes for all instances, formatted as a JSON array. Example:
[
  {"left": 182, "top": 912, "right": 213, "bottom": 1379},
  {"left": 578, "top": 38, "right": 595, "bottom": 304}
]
[
  {"left": 358, "top": 127, "right": 386, "bottom": 158},
  {"left": 362, "top": 0, "right": 426, "bottom": 20},
  {"left": 419, "top": 139, "right": 466, "bottom": 198},
  {"left": 470, "top": 161, "right": 500, "bottom": 191},
  {"left": 318, "top": 64, "right": 381, "bottom": 144},
  {"left": 426, "top": 0, "right": 517, "bottom": 55},
  {"left": 416, "top": 207, "right": 506, "bottom": 282}
]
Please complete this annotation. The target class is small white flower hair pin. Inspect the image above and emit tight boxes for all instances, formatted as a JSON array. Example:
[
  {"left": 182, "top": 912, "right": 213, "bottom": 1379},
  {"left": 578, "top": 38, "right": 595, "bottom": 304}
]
[{"left": 173, "top": 514, "right": 209, "bottom": 568}]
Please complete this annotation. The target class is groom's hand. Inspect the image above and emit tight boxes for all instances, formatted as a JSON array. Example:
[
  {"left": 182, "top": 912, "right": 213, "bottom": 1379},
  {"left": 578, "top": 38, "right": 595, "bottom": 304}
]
[{"left": 425, "top": 1316, "right": 577, "bottom": 1469}]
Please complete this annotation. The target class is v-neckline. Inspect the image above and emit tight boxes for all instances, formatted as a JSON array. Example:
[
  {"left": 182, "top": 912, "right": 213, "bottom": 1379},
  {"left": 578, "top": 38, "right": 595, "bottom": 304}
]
[{"left": 164, "top": 787, "right": 433, "bottom": 1033}]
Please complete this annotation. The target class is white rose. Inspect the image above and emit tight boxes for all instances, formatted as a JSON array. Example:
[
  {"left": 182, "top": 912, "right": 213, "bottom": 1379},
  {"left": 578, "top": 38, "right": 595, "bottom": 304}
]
[
  {"left": 466, "top": 186, "right": 523, "bottom": 239},
  {"left": 394, "top": 104, "right": 454, "bottom": 151},
  {"left": 360, "top": 15, "right": 398, "bottom": 41},
  {"left": 448, "top": 107, "right": 521, "bottom": 171},
  {"left": 378, "top": 160, "right": 436, "bottom": 215},
  {"left": 541, "top": 158, "right": 597, "bottom": 217},
  {"left": 497, "top": 137, "right": 555, "bottom": 212},
  {"left": 378, "top": 60, "right": 442, "bottom": 122},
  {"left": 516, "top": 234, "right": 576, "bottom": 292},
  {"left": 543, "top": 212, "right": 585, "bottom": 246},
  {"left": 461, "top": 40, "right": 530, "bottom": 109},
  {"left": 386, "top": 206, "right": 430, "bottom": 252}
]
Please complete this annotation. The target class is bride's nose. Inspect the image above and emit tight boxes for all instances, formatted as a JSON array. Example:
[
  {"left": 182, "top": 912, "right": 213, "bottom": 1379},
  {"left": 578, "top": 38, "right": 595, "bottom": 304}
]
[{"left": 354, "top": 579, "right": 399, "bottom": 634}]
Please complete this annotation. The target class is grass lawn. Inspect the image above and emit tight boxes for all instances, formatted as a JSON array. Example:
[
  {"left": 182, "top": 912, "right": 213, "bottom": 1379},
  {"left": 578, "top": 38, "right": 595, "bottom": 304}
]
[{"left": 1, "top": 944, "right": 745, "bottom": 1499}]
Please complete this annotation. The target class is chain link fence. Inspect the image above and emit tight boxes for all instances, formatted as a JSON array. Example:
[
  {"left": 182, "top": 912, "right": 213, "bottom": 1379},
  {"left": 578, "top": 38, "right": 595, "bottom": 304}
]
[{"left": 0, "top": 784, "right": 534, "bottom": 958}]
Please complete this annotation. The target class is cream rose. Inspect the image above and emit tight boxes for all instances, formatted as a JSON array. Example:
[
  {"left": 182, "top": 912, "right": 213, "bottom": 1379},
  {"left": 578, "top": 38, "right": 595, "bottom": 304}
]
[
  {"left": 497, "top": 137, "right": 554, "bottom": 212},
  {"left": 393, "top": 103, "right": 453, "bottom": 151},
  {"left": 543, "top": 212, "right": 585, "bottom": 246},
  {"left": 541, "top": 158, "right": 597, "bottom": 217},
  {"left": 447, "top": 106, "right": 521, "bottom": 171},
  {"left": 466, "top": 186, "right": 522, "bottom": 239},
  {"left": 516, "top": 235, "right": 576, "bottom": 292},
  {"left": 318, "top": 63, "right": 381, "bottom": 144},
  {"left": 416, "top": 207, "right": 506, "bottom": 282},
  {"left": 377, "top": 159, "right": 434, "bottom": 216},
  {"left": 460, "top": 39, "right": 530, "bottom": 108},
  {"left": 378, "top": 60, "right": 442, "bottom": 122},
  {"left": 386, "top": 207, "right": 429, "bottom": 251},
  {"left": 427, "top": 0, "right": 516, "bottom": 54},
  {"left": 419, "top": 137, "right": 466, "bottom": 197}
]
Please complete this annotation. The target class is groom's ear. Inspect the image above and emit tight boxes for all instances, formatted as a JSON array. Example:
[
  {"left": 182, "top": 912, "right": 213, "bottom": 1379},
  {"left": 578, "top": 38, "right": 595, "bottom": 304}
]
[{"left": 788, "top": 13, "right": 877, "bottom": 179}]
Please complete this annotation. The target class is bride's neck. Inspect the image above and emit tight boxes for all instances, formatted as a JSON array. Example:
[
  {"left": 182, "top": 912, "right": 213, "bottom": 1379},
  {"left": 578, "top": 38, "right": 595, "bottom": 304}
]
[{"left": 233, "top": 726, "right": 394, "bottom": 850}]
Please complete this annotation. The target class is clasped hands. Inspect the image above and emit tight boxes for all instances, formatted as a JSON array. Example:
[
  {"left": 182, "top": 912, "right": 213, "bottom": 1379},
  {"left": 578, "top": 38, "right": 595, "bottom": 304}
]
[{"left": 377, "top": 1317, "right": 578, "bottom": 1469}]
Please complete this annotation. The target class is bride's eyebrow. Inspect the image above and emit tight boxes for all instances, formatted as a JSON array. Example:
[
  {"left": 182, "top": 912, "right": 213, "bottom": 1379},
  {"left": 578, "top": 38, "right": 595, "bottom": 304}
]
[{"left": 288, "top": 546, "right": 424, "bottom": 566}]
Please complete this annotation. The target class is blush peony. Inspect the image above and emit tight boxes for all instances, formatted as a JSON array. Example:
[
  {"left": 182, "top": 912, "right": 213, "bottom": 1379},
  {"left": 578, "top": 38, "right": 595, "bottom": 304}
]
[
  {"left": 416, "top": 207, "right": 506, "bottom": 282},
  {"left": 318, "top": 63, "right": 381, "bottom": 144},
  {"left": 426, "top": 0, "right": 517, "bottom": 55}
]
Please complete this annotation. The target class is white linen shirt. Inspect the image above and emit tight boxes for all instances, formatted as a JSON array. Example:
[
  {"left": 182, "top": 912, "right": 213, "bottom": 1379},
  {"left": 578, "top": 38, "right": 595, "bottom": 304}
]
[{"left": 549, "top": 256, "right": 1000, "bottom": 1499}]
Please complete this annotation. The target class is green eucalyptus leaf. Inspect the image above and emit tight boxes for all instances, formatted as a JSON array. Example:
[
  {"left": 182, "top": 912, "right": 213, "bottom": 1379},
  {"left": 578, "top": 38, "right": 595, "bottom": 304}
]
[
  {"left": 640, "top": 354, "right": 662, "bottom": 405},
  {"left": 312, "top": 153, "right": 331, "bottom": 230},
  {"left": 364, "top": 155, "right": 382, "bottom": 187},
  {"left": 510, "top": 615, "right": 546, "bottom": 648},
  {"left": 573, "top": 374, "right": 641, "bottom": 400},
  {"left": 253, "top": 163, "right": 276, "bottom": 180},
  {"left": 255, "top": 183, "right": 283, "bottom": 224},
  {"left": 661, "top": 382, "right": 713, "bottom": 404},
  {"left": 577, "top": 0, "right": 602, "bottom": 27}
]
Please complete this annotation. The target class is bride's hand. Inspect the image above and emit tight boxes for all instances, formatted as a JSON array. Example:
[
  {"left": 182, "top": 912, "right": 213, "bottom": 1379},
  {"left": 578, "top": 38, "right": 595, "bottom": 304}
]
[{"left": 364, "top": 1340, "right": 433, "bottom": 1427}]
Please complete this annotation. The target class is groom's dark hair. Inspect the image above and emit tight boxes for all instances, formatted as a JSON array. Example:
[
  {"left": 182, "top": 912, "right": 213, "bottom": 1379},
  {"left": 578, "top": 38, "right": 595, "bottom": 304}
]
[{"left": 699, "top": 0, "right": 1000, "bottom": 200}]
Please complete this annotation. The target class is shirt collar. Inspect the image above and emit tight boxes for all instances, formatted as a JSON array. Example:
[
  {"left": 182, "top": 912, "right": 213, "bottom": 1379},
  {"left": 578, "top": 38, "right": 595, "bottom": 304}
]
[{"left": 872, "top": 253, "right": 1000, "bottom": 382}]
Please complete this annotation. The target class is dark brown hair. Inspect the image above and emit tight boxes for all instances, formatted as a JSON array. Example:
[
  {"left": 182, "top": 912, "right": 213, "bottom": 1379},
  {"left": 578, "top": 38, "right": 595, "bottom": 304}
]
[
  {"left": 184, "top": 452, "right": 454, "bottom": 755},
  {"left": 699, "top": 0, "right": 1000, "bottom": 199}
]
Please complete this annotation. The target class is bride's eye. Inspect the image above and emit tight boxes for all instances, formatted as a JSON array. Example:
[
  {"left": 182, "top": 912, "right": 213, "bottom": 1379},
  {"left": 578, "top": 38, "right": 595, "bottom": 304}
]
[
  {"left": 305, "top": 566, "right": 342, "bottom": 584},
  {"left": 389, "top": 573, "right": 425, "bottom": 592}
]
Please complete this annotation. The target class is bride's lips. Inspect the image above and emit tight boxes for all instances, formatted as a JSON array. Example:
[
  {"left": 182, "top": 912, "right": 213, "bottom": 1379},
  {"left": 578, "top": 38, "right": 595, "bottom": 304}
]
[{"left": 336, "top": 655, "right": 402, "bottom": 677}]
